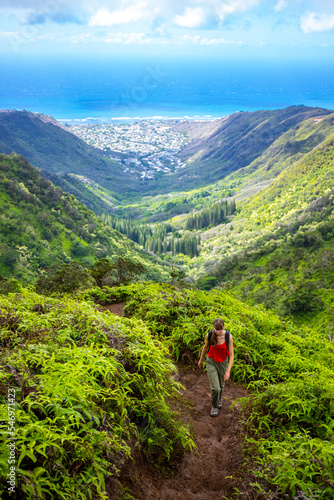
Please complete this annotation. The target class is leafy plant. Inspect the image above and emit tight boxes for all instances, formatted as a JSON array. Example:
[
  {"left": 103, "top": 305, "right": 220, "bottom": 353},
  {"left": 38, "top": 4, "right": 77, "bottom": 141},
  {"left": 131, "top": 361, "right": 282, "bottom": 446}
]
[
  {"left": 0, "top": 289, "right": 194, "bottom": 499},
  {"left": 87, "top": 282, "right": 334, "bottom": 499}
]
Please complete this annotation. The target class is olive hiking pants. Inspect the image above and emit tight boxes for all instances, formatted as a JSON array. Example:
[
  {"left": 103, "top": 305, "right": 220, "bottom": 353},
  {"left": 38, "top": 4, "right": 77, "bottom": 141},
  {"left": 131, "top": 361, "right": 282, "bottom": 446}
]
[{"left": 206, "top": 356, "right": 229, "bottom": 408}]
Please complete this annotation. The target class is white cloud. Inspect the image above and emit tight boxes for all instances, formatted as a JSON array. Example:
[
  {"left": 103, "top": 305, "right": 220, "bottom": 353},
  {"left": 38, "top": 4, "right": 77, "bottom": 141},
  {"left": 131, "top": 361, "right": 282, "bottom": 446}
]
[
  {"left": 105, "top": 32, "right": 150, "bottom": 44},
  {"left": 0, "top": 30, "right": 22, "bottom": 38},
  {"left": 174, "top": 1, "right": 261, "bottom": 29},
  {"left": 1, "top": 0, "right": 263, "bottom": 31},
  {"left": 180, "top": 34, "right": 242, "bottom": 45},
  {"left": 274, "top": 0, "right": 287, "bottom": 13},
  {"left": 44, "top": 31, "right": 244, "bottom": 46},
  {"left": 174, "top": 7, "right": 205, "bottom": 28},
  {"left": 216, "top": 0, "right": 259, "bottom": 22},
  {"left": 89, "top": 3, "right": 148, "bottom": 27},
  {"left": 69, "top": 33, "right": 92, "bottom": 43},
  {"left": 68, "top": 31, "right": 160, "bottom": 45},
  {"left": 300, "top": 11, "right": 334, "bottom": 33}
]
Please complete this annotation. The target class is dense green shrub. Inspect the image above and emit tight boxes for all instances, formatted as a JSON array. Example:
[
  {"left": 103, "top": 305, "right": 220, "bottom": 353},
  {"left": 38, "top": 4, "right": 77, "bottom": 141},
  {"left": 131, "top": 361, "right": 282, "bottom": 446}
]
[
  {"left": 0, "top": 290, "right": 194, "bottom": 499},
  {"left": 35, "top": 262, "right": 91, "bottom": 295},
  {"left": 85, "top": 282, "right": 334, "bottom": 499},
  {"left": 195, "top": 275, "right": 218, "bottom": 290},
  {"left": 281, "top": 283, "right": 324, "bottom": 315},
  {"left": 0, "top": 277, "right": 21, "bottom": 295}
]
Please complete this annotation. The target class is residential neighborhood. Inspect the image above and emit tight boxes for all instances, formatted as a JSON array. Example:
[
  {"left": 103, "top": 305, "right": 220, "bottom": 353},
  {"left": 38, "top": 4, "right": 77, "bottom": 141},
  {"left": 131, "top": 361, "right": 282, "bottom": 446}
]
[{"left": 69, "top": 120, "right": 189, "bottom": 179}]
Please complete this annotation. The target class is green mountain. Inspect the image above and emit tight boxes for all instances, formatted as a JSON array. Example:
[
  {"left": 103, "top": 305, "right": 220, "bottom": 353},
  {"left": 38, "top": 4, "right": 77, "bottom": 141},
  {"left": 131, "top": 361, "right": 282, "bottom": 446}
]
[
  {"left": 192, "top": 133, "right": 334, "bottom": 330},
  {"left": 168, "top": 106, "right": 333, "bottom": 192},
  {"left": 224, "top": 111, "right": 334, "bottom": 185},
  {"left": 111, "top": 111, "right": 334, "bottom": 224},
  {"left": 1, "top": 107, "right": 333, "bottom": 211},
  {"left": 0, "top": 153, "right": 168, "bottom": 284},
  {"left": 0, "top": 110, "right": 140, "bottom": 210}
]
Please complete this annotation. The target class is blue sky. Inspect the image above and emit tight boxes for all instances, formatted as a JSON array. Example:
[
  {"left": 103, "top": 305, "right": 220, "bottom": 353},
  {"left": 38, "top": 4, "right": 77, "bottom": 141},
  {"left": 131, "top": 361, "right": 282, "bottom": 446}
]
[{"left": 0, "top": 0, "right": 334, "bottom": 58}]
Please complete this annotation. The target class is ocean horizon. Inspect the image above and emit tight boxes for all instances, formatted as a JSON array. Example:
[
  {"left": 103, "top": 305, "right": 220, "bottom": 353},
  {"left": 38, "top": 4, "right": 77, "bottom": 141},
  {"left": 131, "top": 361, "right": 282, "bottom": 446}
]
[{"left": 1, "top": 55, "right": 334, "bottom": 122}]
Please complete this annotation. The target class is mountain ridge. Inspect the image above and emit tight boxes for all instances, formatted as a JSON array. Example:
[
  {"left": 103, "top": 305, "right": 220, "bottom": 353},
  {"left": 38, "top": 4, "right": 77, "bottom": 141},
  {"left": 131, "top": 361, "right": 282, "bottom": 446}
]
[
  {"left": 191, "top": 132, "right": 334, "bottom": 328},
  {"left": 1, "top": 107, "right": 334, "bottom": 209},
  {"left": 0, "top": 110, "right": 141, "bottom": 209},
  {"left": 169, "top": 106, "right": 333, "bottom": 191},
  {"left": 0, "top": 153, "right": 168, "bottom": 284}
]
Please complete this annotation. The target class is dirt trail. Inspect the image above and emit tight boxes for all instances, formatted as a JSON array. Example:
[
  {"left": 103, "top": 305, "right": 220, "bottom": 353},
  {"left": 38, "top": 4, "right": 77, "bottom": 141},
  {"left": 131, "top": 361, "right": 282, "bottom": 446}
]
[
  {"left": 156, "top": 367, "right": 249, "bottom": 500},
  {"left": 104, "top": 304, "right": 250, "bottom": 499},
  {"left": 104, "top": 303, "right": 126, "bottom": 316}
]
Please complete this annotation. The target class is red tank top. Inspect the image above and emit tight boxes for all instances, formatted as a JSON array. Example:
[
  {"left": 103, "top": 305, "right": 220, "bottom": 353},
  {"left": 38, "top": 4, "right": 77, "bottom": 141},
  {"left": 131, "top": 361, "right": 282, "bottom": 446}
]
[{"left": 208, "top": 342, "right": 230, "bottom": 362}]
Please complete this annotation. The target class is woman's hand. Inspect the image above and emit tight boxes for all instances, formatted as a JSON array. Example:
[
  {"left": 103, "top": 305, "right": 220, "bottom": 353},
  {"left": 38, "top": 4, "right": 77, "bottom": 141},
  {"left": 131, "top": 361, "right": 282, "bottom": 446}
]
[
  {"left": 198, "top": 360, "right": 202, "bottom": 369},
  {"left": 224, "top": 370, "right": 230, "bottom": 381}
]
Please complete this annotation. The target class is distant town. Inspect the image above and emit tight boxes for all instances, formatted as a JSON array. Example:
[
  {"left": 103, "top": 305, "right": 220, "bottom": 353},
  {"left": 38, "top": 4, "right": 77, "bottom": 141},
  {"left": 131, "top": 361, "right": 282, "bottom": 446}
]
[{"left": 69, "top": 121, "right": 189, "bottom": 179}]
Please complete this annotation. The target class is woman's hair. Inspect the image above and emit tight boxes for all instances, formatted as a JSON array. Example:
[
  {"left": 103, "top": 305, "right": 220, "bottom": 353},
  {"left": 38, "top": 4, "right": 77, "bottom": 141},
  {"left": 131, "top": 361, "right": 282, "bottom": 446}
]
[{"left": 210, "top": 318, "right": 224, "bottom": 346}]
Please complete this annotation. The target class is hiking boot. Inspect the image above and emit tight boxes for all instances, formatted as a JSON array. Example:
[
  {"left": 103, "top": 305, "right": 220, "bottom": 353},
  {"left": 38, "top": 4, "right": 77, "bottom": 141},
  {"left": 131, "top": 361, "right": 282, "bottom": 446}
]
[
  {"left": 218, "top": 398, "right": 222, "bottom": 409},
  {"left": 210, "top": 407, "right": 218, "bottom": 417}
]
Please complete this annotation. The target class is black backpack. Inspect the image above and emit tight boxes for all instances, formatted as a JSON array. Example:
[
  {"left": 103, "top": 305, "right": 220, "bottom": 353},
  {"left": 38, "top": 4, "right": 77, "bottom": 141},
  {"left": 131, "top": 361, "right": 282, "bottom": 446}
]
[{"left": 208, "top": 329, "right": 230, "bottom": 353}]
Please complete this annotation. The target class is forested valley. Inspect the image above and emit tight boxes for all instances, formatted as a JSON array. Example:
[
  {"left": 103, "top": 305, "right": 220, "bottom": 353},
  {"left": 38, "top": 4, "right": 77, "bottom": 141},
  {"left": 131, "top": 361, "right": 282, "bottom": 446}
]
[{"left": 1, "top": 107, "right": 334, "bottom": 500}]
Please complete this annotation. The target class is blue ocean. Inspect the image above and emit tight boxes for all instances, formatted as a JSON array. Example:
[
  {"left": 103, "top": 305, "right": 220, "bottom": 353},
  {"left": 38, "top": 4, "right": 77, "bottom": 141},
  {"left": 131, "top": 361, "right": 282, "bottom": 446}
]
[{"left": 0, "top": 54, "right": 333, "bottom": 122}]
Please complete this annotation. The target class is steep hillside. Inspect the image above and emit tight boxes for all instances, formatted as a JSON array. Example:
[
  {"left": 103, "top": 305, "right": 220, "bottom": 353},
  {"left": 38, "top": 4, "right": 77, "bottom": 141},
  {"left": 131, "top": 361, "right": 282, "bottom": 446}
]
[
  {"left": 1, "top": 108, "right": 333, "bottom": 210},
  {"left": 162, "top": 106, "right": 333, "bottom": 192},
  {"left": 225, "top": 111, "right": 334, "bottom": 185},
  {"left": 0, "top": 153, "right": 168, "bottom": 283},
  {"left": 0, "top": 110, "right": 140, "bottom": 207},
  {"left": 1, "top": 283, "right": 333, "bottom": 499},
  {"left": 111, "top": 108, "right": 334, "bottom": 222},
  {"left": 192, "top": 134, "right": 334, "bottom": 329}
]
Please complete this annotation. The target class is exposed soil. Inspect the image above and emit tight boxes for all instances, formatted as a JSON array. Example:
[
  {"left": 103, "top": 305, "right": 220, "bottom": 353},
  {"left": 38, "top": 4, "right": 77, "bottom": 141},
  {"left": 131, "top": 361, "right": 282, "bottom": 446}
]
[
  {"left": 104, "top": 303, "right": 126, "bottom": 316},
  {"left": 156, "top": 367, "right": 250, "bottom": 500},
  {"left": 105, "top": 304, "right": 252, "bottom": 500},
  {"left": 109, "top": 366, "right": 252, "bottom": 500}
]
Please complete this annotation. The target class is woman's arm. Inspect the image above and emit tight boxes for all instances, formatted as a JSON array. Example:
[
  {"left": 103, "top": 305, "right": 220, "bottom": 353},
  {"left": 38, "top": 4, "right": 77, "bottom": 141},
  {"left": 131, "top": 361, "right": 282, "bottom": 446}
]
[
  {"left": 198, "top": 333, "right": 209, "bottom": 368},
  {"left": 224, "top": 334, "right": 234, "bottom": 381}
]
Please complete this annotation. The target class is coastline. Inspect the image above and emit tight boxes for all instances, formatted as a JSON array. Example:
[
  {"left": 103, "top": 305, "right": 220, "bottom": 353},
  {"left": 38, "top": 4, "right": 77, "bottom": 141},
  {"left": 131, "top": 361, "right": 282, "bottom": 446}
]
[{"left": 57, "top": 115, "right": 226, "bottom": 125}]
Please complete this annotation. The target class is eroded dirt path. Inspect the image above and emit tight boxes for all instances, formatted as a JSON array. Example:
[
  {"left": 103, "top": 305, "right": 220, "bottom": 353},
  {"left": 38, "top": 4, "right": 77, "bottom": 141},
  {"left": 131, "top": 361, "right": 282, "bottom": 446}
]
[
  {"left": 116, "top": 366, "right": 250, "bottom": 500},
  {"left": 156, "top": 367, "right": 250, "bottom": 500},
  {"left": 105, "top": 304, "right": 250, "bottom": 499},
  {"left": 104, "top": 303, "right": 126, "bottom": 316}
]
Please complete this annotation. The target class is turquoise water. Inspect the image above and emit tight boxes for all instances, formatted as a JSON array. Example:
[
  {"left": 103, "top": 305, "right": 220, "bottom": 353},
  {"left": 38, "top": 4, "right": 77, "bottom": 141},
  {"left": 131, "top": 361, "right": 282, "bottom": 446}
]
[{"left": 0, "top": 55, "right": 333, "bottom": 122}]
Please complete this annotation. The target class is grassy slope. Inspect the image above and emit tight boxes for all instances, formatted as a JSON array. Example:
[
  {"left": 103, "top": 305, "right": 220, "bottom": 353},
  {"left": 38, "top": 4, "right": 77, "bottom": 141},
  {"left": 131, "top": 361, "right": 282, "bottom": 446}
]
[
  {"left": 0, "top": 153, "right": 169, "bottom": 283},
  {"left": 149, "top": 105, "right": 333, "bottom": 193},
  {"left": 224, "top": 112, "right": 334, "bottom": 186},
  {"left": 42, "top": 171, "right": 120, "bottom": 215},
  {"left": 0, "top": 111, "right": 141, "bottom": 204},
  {"left": 115, "top": 112, "right": 334, "bottom": 223},
  {"left": 192, "top": 133, "right": 334, "bottom": 329}
]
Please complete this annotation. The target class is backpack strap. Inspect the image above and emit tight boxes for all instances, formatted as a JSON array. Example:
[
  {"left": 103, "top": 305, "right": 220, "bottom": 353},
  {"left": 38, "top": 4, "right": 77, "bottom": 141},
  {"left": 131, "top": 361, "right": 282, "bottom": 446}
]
[
  {"left": 208, "top": 330, "right": 230, "bottom": 351},
  {"left": 225, "top": 330, "right": 230, "bottom": 352},
  {"left": 208, "top": 330, "right": 213, "bottom": 347}
]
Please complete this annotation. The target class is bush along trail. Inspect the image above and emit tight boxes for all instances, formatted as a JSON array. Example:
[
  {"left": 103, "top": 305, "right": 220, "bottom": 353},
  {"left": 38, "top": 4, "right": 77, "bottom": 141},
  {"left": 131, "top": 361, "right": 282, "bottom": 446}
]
[
  {"left": 105, "top": 302, "right": 250, "bottom": 499},
  {"left": 0, "top": 283, "right": 333, "bottom": 500},
  {"left": 137, "top": 366, "right": 250, "bottom": 500}
]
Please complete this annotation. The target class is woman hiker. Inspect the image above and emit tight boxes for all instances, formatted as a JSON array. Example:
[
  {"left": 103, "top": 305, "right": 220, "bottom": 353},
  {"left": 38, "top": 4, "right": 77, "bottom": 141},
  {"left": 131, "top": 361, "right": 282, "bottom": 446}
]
[{"left": 198, "top": 318, "right": 234, "bottom": 417}]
